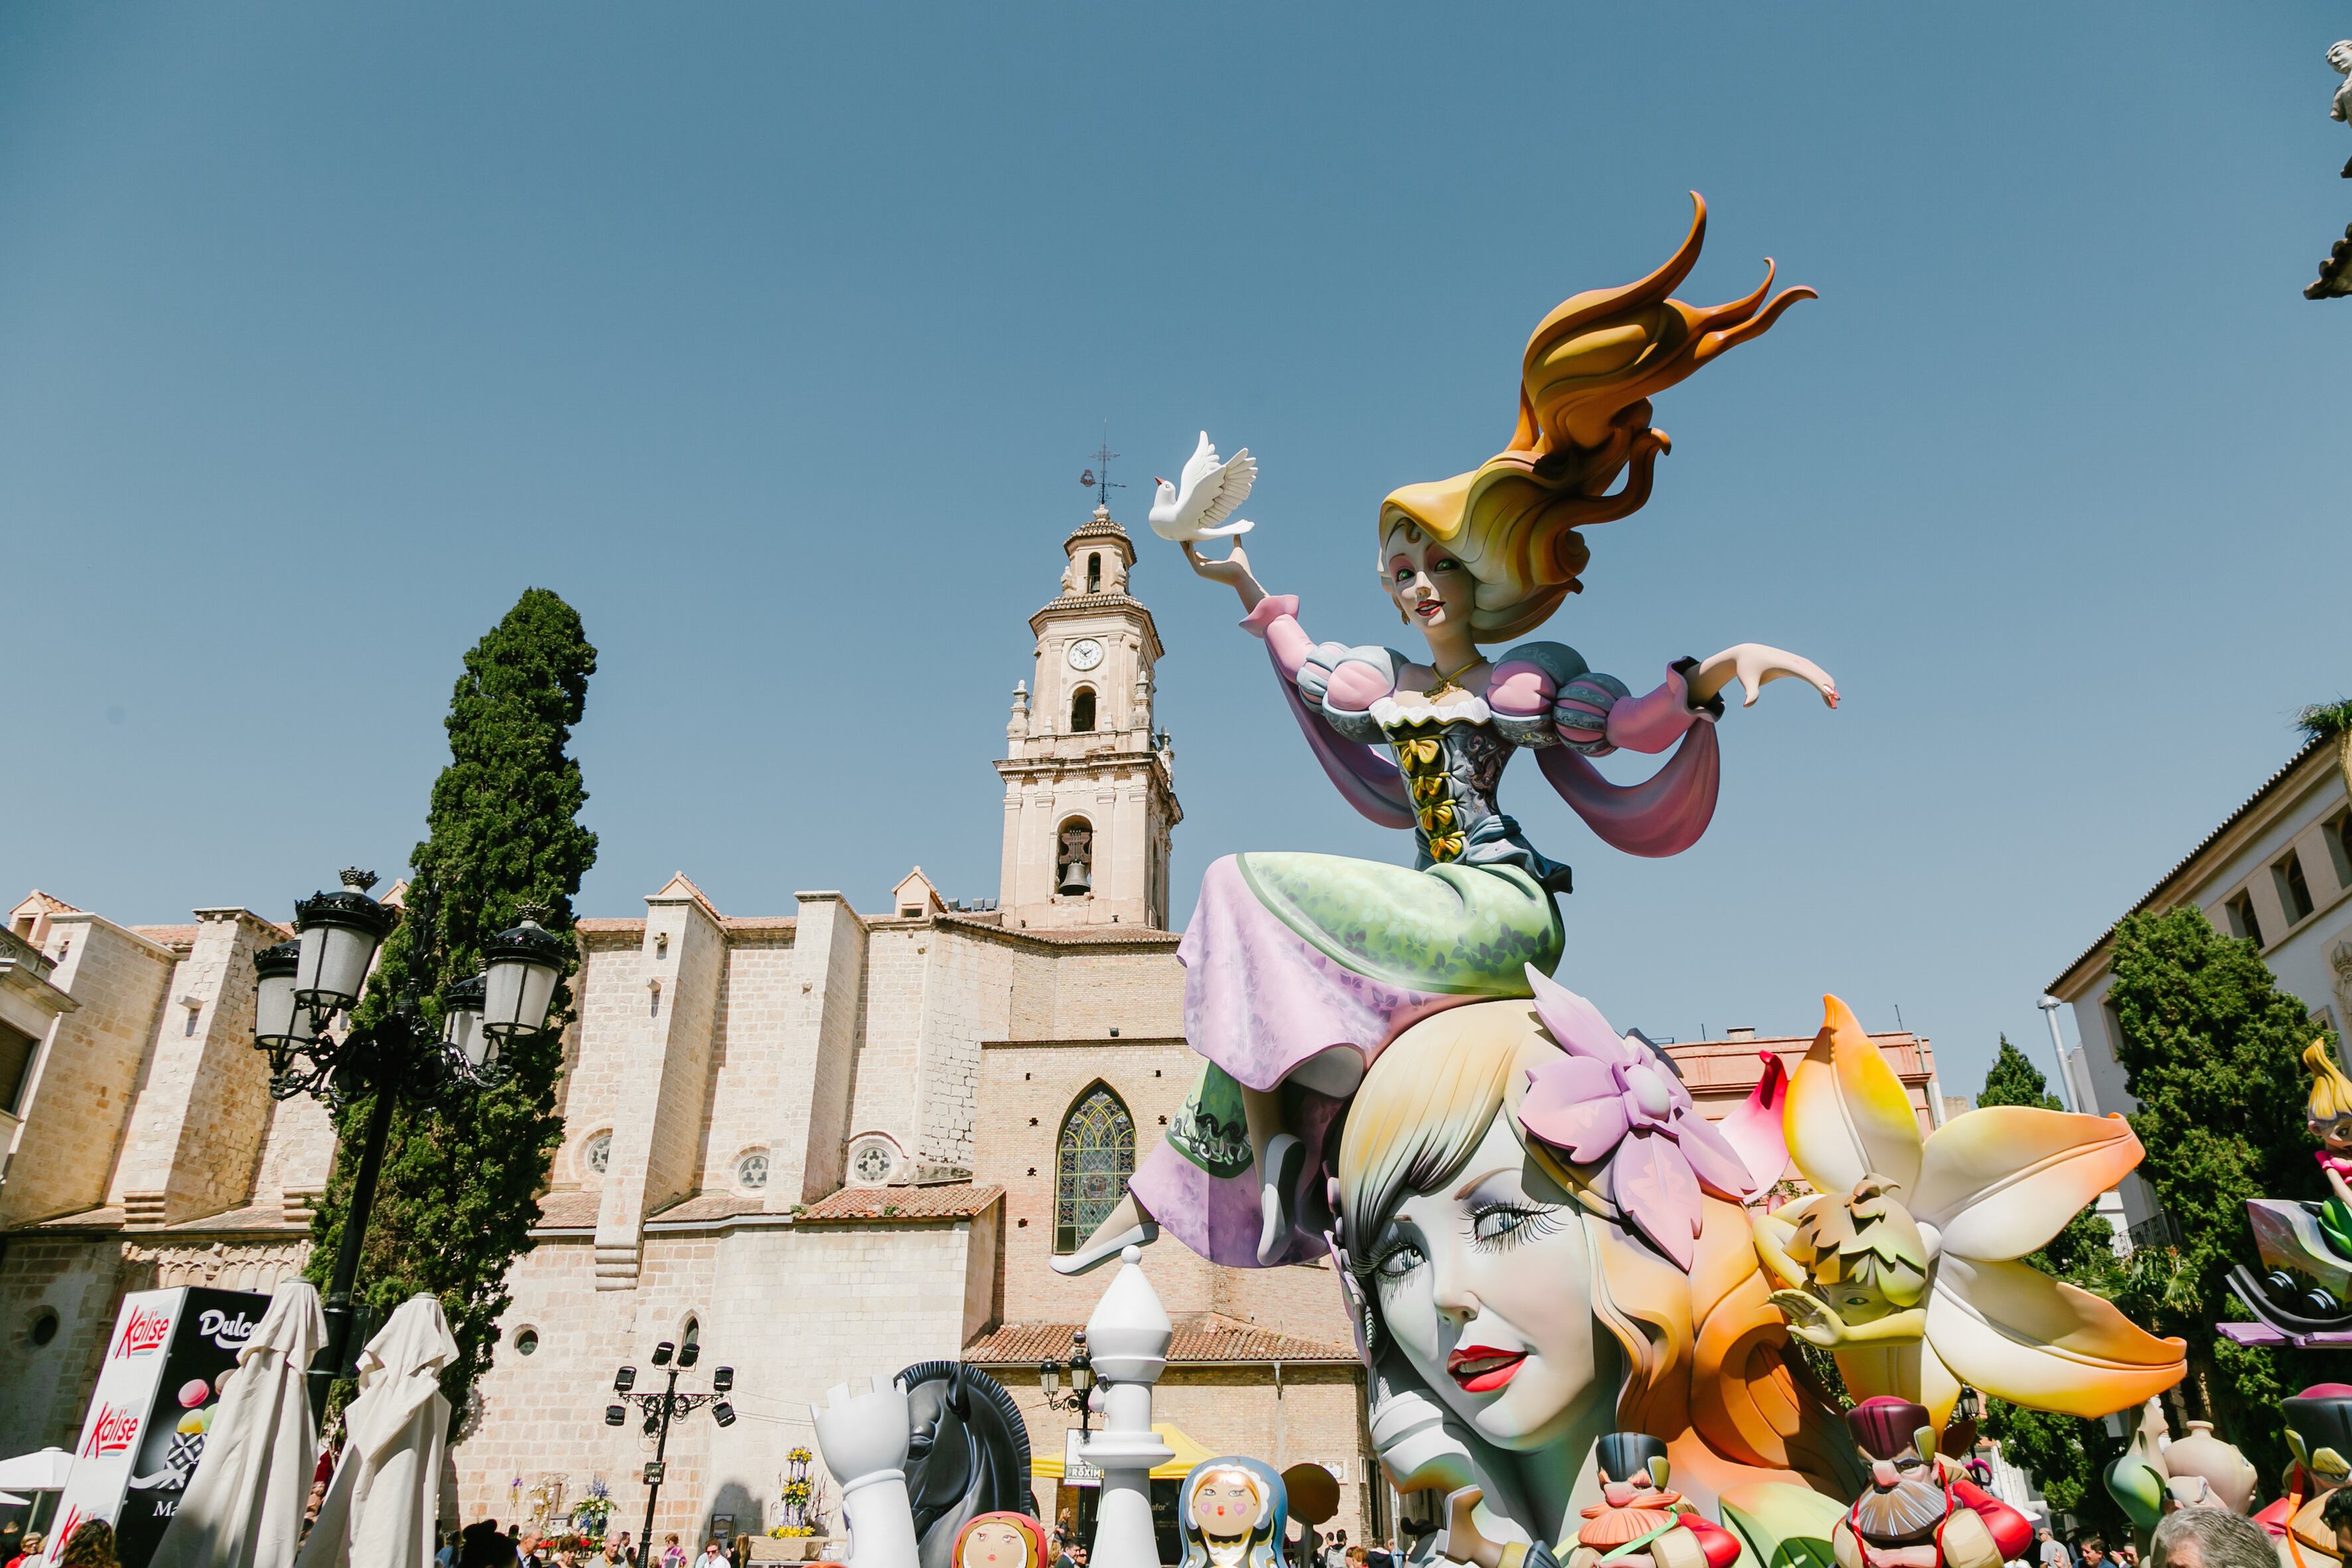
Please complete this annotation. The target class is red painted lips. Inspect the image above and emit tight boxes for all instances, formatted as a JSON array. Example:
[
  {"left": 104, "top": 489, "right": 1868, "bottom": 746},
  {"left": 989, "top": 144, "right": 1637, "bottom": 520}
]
[{"left": 1446, "top": 1345, "right": 1527, "bottom": 1393}]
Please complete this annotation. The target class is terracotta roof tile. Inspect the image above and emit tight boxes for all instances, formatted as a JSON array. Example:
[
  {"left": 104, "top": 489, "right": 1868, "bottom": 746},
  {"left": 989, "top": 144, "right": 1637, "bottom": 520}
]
[
  {"left": 647, "top": 1193, "right": 765, "bottom": 1223},
  {"left": 935, "top": 916, "right": 1179, "bottom": 949},
  {"left": 530, "top": 1191, "right": 603, "bottom": 1229},
  {"left": 965, "top": 1320, "right": 1356, "bottom": 1366},
  {"left": 131, "top": 925, "right": 200, "bottom": 950},
  {"left": 796, "top": 1183, "right": 1004, "bottom": 1223}
]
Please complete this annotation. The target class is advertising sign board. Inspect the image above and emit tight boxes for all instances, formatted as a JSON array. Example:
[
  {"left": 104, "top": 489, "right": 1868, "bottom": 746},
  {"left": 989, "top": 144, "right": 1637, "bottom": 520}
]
[{"left": 41, "top": 1287, "right": 272, "bottom": 1567}]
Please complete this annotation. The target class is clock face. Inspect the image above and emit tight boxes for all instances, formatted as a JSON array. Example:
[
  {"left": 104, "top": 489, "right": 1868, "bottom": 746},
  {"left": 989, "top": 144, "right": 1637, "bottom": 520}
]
[{"left": 1067, "top": 638, "right": 1105, "bottom": 672}]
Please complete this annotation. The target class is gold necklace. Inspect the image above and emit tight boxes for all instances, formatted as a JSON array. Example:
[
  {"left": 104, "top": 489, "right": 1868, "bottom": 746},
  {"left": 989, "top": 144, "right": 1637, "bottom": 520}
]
[{"left": 1425, "top": 655, "right": 1483, "bottom": 698}]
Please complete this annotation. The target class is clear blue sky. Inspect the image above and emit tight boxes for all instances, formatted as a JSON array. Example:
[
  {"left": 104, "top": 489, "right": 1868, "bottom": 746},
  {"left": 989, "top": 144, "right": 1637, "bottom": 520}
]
[{"left": 4, "top": 5, "right": 2346, "bottom": 1098}]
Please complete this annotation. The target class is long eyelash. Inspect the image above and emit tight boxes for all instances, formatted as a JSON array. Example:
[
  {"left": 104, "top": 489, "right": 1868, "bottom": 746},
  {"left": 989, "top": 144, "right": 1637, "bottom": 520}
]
[{"left": 1468, "top": 1204, "right": 1564, "bottom": 1254}]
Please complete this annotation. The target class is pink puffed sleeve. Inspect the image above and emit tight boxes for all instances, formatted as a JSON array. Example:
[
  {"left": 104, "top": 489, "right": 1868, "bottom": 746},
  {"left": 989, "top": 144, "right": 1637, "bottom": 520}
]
[{"left": 1607, "top": 660, "right": 1724, "bottom": 755}]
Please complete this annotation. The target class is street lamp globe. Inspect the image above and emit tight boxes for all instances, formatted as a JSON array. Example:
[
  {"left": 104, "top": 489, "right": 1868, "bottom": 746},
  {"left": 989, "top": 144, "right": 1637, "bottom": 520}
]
[
  {"left": 440, "top": 972, "right": 489, "bottom": 1070},
  {"left": 481, "top": 907, "right": 565, "bottom": 1043},
  {"left": 1068, "top": 1330, "right": 1095, "bottom": 1395},
  {"left": 291, "top": 870, "right": 396, "bottom": 1017},
  {"left": 251, "top": 940, "right": 308, "bottom": 1067},
  {"left": 1038, "top": 1360, "right": 1061, "bottom": 1399}
]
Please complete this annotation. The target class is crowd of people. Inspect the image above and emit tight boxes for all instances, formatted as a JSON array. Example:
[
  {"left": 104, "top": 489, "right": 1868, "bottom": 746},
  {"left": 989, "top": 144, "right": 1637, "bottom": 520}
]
[{"left": 435, "top": 1523, "right": 749, "bottom": 1568}]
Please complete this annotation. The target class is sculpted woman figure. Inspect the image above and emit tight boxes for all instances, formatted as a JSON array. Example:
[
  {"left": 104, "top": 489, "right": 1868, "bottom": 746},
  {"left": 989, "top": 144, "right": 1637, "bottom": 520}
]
[{"left": 1058, "top": 196, "right": 1838, "bottom": 1281}]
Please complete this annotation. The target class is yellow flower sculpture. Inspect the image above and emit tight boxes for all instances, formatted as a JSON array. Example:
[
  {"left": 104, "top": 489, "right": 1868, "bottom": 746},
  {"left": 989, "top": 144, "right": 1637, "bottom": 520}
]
[{"left": 1753, "top": 997, "right": 2185, "bottom": 1429}]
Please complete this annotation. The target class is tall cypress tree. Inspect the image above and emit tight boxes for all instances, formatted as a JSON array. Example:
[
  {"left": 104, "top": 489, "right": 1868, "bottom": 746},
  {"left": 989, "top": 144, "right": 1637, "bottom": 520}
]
[
  {"left": 2104, "top": 903, "right": 2329, "bottom": 1484},
  {"left": 306, "top": 588, "right": 598, "bottom": 1416}
]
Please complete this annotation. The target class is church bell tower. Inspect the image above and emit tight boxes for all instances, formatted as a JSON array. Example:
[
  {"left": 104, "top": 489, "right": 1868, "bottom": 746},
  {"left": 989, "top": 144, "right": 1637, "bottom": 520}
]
[{"left": 994, "top": 505, "right": 1181, "bottom": 929}]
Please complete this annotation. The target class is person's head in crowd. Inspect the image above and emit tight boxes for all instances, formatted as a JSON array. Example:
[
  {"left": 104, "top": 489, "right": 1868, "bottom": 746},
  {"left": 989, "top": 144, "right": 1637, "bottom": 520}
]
[
  {"left": 58, "top": 1520, "right": 121, "bottom": 1568},
  {"left": 2152, "top": 1508, "right": 2289, "bottom": 1568},
  {"left": 2081, "top": 1537, "right": 2107, "bottom": 1567}
]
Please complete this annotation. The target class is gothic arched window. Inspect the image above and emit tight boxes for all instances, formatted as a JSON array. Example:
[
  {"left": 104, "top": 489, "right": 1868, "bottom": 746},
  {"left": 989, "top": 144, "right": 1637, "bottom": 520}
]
[
  {"left": 1055, "top": 1083, "right": 1135, "bottom": 1254},
  {"left": 1086, "top": 552, "right": 1102, "bottom": 593},
  {"left": 1056, "top": 817, "right": 1093, "bottom": 895},
  {"left": 1069, "top": 686, "right": 1096, "bottom": 733}
]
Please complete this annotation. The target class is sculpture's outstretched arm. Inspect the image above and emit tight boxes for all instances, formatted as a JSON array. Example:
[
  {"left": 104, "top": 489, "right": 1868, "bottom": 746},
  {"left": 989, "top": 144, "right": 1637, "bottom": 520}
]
[{"left": 1240, "top": 593, "right": 1416, "bottom": 828}]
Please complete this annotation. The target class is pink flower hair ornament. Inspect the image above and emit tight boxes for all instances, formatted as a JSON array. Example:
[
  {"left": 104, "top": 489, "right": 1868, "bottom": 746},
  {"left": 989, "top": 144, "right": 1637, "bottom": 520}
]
[{"left": 1518, "top": 965, "right": 1789, "bottom": 1270}]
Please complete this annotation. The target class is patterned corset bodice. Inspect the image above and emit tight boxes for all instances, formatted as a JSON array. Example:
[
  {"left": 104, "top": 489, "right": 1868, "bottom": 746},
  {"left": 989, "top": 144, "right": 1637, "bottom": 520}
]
[{"left": 1377, "top": 712, "right": 1570, "bottom": 892}]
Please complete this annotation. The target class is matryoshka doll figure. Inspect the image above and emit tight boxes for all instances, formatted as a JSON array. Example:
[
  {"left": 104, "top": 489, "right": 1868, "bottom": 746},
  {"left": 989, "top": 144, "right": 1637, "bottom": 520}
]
[
  {"left": 1832, "top": 1399, "right": 2030, "bottom": 1568},
  {"left": 952, "top": 1513, "right": 1050, "bottom": 1568},
  {"left": 1178, "top": 1460, "right": 1288, "bottom": 1568},
  {"left": 1563, "top": 1434, "right": 1741, "bottom": 1568}
]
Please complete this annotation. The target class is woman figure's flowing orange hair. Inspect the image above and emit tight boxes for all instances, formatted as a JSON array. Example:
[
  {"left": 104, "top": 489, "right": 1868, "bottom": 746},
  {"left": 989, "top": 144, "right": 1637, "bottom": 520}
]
[{"left": 1381, "top": 194, "right": 1814, "bottom": 643}]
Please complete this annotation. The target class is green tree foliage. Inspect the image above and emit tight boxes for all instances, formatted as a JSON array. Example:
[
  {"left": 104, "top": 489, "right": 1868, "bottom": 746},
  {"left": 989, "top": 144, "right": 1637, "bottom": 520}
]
[
  {"left": 306, "top": 588, "right": 597, "bottom": 1418},
  {"left": 2105, "top": 904, "right": 2333, "bottom": 1488}
]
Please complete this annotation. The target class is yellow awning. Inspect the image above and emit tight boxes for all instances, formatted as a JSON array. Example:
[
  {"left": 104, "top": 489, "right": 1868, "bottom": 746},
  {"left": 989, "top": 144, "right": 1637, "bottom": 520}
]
[{"left": 1032, "top": 1421, "right": 1219, "bottom": 1483}]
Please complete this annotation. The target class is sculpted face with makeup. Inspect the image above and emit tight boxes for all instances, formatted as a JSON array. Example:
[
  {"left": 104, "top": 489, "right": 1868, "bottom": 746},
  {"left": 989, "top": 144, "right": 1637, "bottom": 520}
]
[{"left": 1367, "top": 1113, "right": 1607, "bottom": 1450}]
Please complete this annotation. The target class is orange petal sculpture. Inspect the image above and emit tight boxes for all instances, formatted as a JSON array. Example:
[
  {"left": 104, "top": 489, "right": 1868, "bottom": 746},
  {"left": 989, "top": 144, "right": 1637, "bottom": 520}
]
[{"left": 1755, "top": 998, "right": 2185, "bottom": 1428}]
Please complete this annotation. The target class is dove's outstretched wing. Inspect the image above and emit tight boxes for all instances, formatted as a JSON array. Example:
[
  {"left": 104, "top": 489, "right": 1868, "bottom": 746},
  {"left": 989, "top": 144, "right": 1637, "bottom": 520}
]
[
  {"left": 1193, "top": 447, "right": 1256, "bottom": 532},
  {"left": 1178, "top": 431, "right": 1220, "bottom": 497}
]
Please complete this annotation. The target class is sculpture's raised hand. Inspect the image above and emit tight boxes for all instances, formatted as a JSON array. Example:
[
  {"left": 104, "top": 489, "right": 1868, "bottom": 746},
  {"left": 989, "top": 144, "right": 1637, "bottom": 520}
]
[
  {"left": 1181, "top": 541, "right": 1268, "bottom": 613},
  {"left": 1687, "top": 643, "right": 1838, "bottom": 710}
]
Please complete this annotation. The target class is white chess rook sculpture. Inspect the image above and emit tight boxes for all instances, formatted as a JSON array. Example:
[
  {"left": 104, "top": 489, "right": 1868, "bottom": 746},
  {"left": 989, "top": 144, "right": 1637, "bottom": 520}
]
[
  {"left": 813, "top": 1376, "right": 921, "bottom": 1568},
  {"left": 1081, "top": 1246, "right": 1176, "bottom": 1568}
]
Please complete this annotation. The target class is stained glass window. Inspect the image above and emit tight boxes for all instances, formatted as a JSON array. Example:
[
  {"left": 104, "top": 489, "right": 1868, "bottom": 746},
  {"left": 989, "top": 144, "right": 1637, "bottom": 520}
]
[{"left": 1056, "top": 1083, "right": 1135, "bottom": 1255}]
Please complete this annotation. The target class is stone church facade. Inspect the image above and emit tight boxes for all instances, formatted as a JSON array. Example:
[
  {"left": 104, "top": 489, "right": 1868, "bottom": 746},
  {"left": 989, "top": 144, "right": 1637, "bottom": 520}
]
[{"left": 0, "top": 506, "right": 1942, "bottom": 1545}]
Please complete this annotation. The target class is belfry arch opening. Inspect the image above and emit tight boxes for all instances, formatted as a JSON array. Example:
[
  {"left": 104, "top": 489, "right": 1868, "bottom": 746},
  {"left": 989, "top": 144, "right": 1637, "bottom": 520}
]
[
  {"left": 1085, "top": 552, "right": 1101, "bottom": 593},
  {"left": 1069, "top": 686, "right": 1096, "bottom": 733},
  {"left": 1056, "top": 816, "right": 1093, "bottom": 896}
]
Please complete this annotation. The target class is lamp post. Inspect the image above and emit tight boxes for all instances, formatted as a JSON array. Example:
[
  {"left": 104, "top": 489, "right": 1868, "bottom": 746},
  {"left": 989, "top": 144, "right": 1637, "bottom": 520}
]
[
  {"left": 2035, "top": 994, "right": 2080, "bottom": 1114},
  {"left": 249, "top": 868, "right": 567, "bottom": 1411},
  {"left": 607, "top": 1339, "right": 736, "bottom": 1553},
  {"left": 1038, "top": 1330, "right": 1097, "bottom": 1540}
]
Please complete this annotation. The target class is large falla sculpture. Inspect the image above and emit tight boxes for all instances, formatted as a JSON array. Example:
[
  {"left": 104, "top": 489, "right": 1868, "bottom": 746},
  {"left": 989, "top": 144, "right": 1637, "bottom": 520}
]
[{"left": 1042, "top": 195, "right": 2187, "bottom": 1566}]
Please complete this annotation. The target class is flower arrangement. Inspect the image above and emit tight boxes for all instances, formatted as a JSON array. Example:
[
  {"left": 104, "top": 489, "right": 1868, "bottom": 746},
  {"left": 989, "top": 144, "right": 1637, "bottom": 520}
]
[
  {"left": 572, "top": 1475, "right": 615, "bottom": 1539},
  {"left": 769, "top": 1447, "right": 825, "bottom": 1537}
]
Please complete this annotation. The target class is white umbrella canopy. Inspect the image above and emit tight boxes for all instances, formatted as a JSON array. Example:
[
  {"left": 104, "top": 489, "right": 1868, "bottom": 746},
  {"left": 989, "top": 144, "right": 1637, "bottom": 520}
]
[
  {"left": 292, "top": 1294, "right": 455, "bottom": 1568},
  {"left": 149, "top": 1278, "right": 327, "bottom": 1568},
  {"left": 0, "top": 1449, "right": 74, "bottom": 1492},
  {"left": 0, "top": 1488, "right": 26, "bottom": 1507}
]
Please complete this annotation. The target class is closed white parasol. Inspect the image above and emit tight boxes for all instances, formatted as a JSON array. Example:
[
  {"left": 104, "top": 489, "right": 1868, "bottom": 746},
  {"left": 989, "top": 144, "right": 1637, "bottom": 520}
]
[
  {"left": 291, "top": 1294, "right": 457, "bottom": 1568},
  {"left": 149, "top": 1279, "right": 327, "bottom": 1568}
]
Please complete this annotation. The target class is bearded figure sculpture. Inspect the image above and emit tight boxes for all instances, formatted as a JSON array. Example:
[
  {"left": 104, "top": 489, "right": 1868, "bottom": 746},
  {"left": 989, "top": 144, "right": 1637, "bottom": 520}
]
[{"left": 1832, "top": 1399, "right": 2031, "bottom": 1568}]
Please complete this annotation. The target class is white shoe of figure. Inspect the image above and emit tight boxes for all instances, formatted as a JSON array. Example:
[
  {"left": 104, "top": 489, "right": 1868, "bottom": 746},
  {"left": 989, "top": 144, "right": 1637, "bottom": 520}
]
[
  {"left": 1050, "top": 1203, "right": 1160, "bottom": 1277},
  {"left": 1256, "top": 1133, "right": 1303, "bottom": 1267}
]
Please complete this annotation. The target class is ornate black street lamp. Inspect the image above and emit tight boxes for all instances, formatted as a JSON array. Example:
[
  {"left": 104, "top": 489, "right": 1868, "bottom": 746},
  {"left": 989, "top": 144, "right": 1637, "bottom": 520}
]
[
  {"left": 250, "top": 868, "right": 566, "bottom": 1410},
  {"left": 1038, "top": 1330, "right": 1097, "bottom": 1537},
  {"left": 605, "top": 1338, "right": 736, "bottom": 1553},
  {"left": 1037, "top": 1328, "right": 1096, "bottom": 1436}
]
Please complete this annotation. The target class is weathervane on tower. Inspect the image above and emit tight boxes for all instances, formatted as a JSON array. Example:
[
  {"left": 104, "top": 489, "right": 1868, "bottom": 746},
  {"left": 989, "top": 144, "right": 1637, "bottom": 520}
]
[{"left": 1079, "top": 428, "right": 1125, "bottom": 509}]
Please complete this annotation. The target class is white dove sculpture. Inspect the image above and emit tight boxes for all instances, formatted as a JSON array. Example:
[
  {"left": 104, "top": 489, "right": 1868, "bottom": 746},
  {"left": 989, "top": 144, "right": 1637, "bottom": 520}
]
[{"left": 1147, "top": 431, "right": 1255, "bottom": 543}]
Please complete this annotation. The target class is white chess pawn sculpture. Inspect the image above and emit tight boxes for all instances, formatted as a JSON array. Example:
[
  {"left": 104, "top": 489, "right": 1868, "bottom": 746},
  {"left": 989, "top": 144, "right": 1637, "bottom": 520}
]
[
  {"left": 1080, "top": 1246, "right": 1176, "bottom": 1568},
  {"left": 813, "top": 1376, "right": 920, "bottom": 1568}
]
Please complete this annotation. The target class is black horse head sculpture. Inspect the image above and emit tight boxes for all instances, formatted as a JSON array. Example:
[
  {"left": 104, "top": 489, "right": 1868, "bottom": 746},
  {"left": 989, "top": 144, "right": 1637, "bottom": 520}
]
[{"left": 896, "top": 1360, "right": 1036, "bottom": 1568}]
